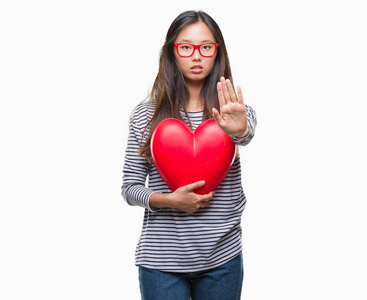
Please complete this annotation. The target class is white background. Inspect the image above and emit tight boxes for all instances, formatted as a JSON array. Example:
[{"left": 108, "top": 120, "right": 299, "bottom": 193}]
[{"left": 1, "top": 0, "right": 366, "bottom": 299}]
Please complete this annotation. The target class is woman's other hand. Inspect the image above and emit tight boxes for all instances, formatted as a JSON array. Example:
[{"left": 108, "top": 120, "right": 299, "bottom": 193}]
[{"left": 150, "top": 181, "right": 214, "bottom": 214}]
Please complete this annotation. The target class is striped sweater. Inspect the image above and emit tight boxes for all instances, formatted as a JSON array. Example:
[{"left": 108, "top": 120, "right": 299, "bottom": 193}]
[{"left": 121, "top": 100, "right": 257, "bottom": 272}]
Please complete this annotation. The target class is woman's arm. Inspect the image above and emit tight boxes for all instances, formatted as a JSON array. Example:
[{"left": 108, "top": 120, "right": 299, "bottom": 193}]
[{"left": 121, "top": 105, "right": 157, "bottom": 211}]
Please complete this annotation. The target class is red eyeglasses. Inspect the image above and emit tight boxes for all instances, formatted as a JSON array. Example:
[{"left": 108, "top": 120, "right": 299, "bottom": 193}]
[{"left": 173, "top": 43, "right": 219, "bottom": 58}]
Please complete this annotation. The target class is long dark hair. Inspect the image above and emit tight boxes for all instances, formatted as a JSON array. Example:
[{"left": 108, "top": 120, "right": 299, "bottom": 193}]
[{"left": 139, "top": 10, "right": 234, "bottom": 160}]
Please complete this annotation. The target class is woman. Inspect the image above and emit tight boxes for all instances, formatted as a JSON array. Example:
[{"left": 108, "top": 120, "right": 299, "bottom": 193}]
[{"left": 122, "top": 10, "right": 257, "bottom": 300}]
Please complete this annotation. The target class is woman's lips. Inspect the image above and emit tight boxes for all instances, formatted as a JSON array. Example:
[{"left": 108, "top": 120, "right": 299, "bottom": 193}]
[{"left": 191, "top": 65, "right": 203, "bottom": 74}]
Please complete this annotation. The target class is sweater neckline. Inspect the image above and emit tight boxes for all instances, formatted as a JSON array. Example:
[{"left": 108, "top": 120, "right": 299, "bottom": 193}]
[{"left": 180, "top": 109, "right": 204, "bottom": 114}]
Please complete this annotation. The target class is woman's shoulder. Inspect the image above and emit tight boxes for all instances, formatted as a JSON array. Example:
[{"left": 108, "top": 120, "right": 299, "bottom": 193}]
[{"left": 131, "top": 99, "right": 156, "bottom": 122}]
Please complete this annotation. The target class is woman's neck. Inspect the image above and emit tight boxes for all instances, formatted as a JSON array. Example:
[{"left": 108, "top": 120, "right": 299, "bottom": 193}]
[
  {"left": 185, "top": 80, "right": 204, "bottom": 112},
  {"left": 185, "top": 101, "right": 204, "bottom": 112}
]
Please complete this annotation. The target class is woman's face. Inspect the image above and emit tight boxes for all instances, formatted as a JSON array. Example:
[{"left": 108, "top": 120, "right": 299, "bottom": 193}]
[{"left": 173, "top": 21, "right": 217, "bottom": 85}]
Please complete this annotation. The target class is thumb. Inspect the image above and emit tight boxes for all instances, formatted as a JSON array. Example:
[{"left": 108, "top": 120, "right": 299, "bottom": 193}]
[
  {"left": 212, "top": 108, "right": 221, "bottom": 122},
  {"left": 185, "top": 180, "right": 206, "bottom": 191}
]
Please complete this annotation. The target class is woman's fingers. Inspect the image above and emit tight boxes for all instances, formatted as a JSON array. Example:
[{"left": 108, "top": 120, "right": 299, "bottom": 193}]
[
  {"left": 174, "top": 181, "right": 214, "bottom": 213},
  {"left": 217, "top": 77, "right": 238, "bottom": 108},
  {"left": 217, "top": 82, "right": 226, "bottom": 108},
  {"left": 185, "top": 180, "right": 206, "bottom": 191},
  {"left": 237, "top": 85, "right": 244, "bottom": 105},
  {"left": 225, "top": 78, "right": 237, "bottom": 102},
  {"left": 220, "top": 77, "right": 230, "bottom": 104},
  {"left": 212, "top": 108, "right": 224, "bottom": 126},
  {"left": 199, "top": 199, "right": 211, "bottom": 208},
  {"left": 184, "top": 181, "right": 215, "bottom": 200}
]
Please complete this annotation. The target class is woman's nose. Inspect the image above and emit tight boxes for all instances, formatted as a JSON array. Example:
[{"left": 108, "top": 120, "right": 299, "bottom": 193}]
[{"left": 191, "top": 48, "right": 202, "bottom": 60}]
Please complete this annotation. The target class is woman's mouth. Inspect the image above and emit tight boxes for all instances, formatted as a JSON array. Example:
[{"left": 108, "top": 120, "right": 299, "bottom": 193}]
[{"left": 191, "top": 65, "right": 203, "bottom": 74}]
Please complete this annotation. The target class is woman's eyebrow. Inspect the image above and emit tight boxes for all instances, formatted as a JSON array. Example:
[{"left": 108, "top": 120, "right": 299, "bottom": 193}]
[
  {"left": 177, "top": 39, "right": 215, "bottom": 43},
  {"left": 178, "top": 39, "right": 192, "bottom": 43}
]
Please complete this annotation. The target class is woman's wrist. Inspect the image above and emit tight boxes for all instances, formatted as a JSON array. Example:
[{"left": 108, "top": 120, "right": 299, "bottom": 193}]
[
  {"left": 232, "top": 125, "right": 250, "bottom": 139},
  {"left": 150, "top": 192, "right": 173, "bottom": 210}
]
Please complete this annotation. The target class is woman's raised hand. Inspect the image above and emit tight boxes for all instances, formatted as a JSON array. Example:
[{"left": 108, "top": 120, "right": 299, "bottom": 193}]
[{"left": 212, "top": 77, "right": 248, "bottom": 137}]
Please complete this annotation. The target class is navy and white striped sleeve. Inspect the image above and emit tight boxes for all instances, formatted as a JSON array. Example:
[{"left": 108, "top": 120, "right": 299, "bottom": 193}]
[{"left": 121, "top": 104, "right": 156, "bottom": 211}]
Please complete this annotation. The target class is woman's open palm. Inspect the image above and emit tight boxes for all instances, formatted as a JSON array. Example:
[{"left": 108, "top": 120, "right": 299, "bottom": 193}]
[{"left": 212, "top": 77, "right": 248, "bottom": 137}]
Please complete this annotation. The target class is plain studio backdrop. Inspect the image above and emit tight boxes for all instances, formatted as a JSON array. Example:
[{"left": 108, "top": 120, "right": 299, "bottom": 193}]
[{"left": 0, "top": 0, "right": 366, "bottom": 299}]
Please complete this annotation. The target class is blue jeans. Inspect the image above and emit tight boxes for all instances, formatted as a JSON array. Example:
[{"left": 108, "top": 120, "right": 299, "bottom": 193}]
[{"left": 139, "top": 254, "right": 243, "bottom": 300}]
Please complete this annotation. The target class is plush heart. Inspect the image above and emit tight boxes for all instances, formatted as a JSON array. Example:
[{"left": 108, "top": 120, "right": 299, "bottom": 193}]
[{"left": 150, "top": 118, "right": 236, "bottom": 195}]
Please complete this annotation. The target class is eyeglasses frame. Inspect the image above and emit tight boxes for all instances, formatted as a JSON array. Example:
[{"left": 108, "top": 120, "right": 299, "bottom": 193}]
[{"left": 173, "top": 43, "right": 219, "bottom": 58}]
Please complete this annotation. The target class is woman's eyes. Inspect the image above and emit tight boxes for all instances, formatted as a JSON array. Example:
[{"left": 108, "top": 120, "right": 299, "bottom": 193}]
[
  {"left": 178, "top": 44, "right": 213, "bottom": 51},
  {"left": 180, "top": 45, "right": 192, "bottom": 50},
  {"left": 202, "top": 45, "right": 212, "bottom": 50}
]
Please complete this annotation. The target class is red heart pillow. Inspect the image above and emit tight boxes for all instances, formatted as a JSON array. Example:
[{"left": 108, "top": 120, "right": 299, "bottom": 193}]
[{"left": 150, "top": 118, "right": 236, "bottom": 195}]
